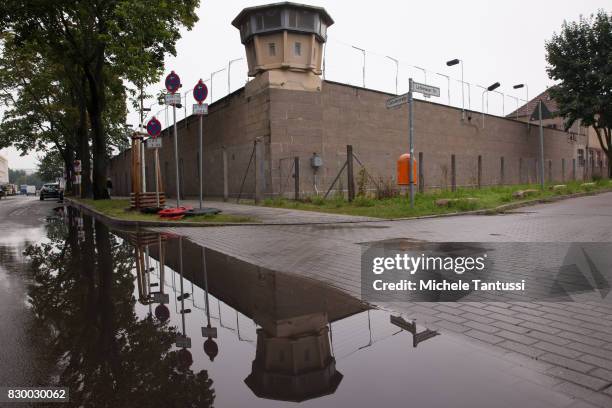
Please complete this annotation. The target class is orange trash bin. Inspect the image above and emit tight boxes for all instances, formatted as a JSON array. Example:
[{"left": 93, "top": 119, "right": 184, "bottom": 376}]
[{"left": 397, "top": 153, "right": 417, "bottom": 185}]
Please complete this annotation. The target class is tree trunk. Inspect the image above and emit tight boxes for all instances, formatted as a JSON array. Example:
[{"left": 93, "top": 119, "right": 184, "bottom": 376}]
[{"left": 85, "top": 48, "right": 108, "bottom": 200}]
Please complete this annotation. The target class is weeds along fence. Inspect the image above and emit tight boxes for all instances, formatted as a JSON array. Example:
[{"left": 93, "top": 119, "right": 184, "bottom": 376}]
[{"left": 275, "top": 145, "right": 609, "bottom": 201}]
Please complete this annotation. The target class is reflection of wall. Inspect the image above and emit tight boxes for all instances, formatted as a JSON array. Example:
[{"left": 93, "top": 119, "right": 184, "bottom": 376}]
[{"left": 142, "top": 236, "right": 363, "bottom": 402}]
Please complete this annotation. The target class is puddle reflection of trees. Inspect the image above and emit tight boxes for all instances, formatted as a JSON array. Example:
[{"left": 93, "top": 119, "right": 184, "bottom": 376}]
[{"left": 25, "top": 209, "right": 214, "bottom": 407}]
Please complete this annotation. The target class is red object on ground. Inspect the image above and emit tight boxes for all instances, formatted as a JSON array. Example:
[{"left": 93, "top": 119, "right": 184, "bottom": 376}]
[{"left": 158, "top": 206, "right": 192, "bottom": 219}]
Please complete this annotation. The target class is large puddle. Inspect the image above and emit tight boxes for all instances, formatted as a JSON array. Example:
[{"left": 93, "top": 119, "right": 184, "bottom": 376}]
[{"left": 0, "top": 206, "right": 574, "bottom": 407}]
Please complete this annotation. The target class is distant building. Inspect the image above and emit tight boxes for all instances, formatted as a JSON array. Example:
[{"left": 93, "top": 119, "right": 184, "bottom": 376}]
[
  {"left": 0, "top": 155, "right": 8, "bottom": 184},
  {"left": 109, "top": 2, "right": 608, "bottom": 199},
  {"left": 507, "top": 90, "right": 608, "bottom": 176}
]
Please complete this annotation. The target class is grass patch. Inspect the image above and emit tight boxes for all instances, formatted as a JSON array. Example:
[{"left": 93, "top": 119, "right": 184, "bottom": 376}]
[
  {"left": 75, "top": 199, "right": 256, "bottom": 223},
  {"left": 261, "top": 180, "right": 612, "bottom": 219}
]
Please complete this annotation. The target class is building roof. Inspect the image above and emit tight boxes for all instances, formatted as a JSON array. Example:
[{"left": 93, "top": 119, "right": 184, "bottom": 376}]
[
  {"left": 506, "top": 89, "right": 558, "bottom": 118},
  {"left": 232, "top": 2, "right": 334, "bottom": 28}
]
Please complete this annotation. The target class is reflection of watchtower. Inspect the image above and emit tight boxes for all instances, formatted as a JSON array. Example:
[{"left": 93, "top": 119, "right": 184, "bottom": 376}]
[
  {"left": 232, "top": 2, "right": 334, "bottom": 93},
  {"left": 245, "top": 312, "right": 342, "bottom": 402}
]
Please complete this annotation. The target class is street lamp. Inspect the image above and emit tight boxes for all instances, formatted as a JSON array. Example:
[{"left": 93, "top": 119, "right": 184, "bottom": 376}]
[
  {"left": 446, "top": 58, "right": 464, "bottom": 119},
  {"left": 493, "top": 90, "right": 505, "bottom": 116},
  {"left": 228, "top": 57, "right": 244, "bottom": 94},
  {"left": 386, "top": 56, "right": 399, "bottom": 95},
  {"left": 481, "top": 82, "right": 500, "bottom": 128},
  {"left": 513, "top": 83, "right": 529, "bottom": 107},
  {"left": 210, "top": 68, "right": 226, "bottom": 103},
  {"left": 435, "top": 72, "right": 451, "bottom": 105},
  {"left": 352, "top": 45, "right": 366, "bottom": 88}
]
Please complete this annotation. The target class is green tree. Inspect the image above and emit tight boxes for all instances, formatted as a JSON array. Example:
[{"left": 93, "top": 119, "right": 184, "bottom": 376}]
[
  {"left": 0, "top": 0, "right": 199, "bottom": 199},
  {"left": 546, "top": 10, "right": 612, "bottom": 177},
  {"left": 37, "top": 151, "right": 64, "bottom": 182}
]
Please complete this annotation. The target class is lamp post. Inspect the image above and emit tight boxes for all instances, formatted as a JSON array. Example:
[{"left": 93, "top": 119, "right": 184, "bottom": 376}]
[
  {"left": 386, "top": 56, "right": 399, "bottom": 95},
  {"left": 507, "top": 94, "right": 520, "bottom": 119},
  {"left": 493, "top": 90, "right": 505, "bottom": 116},
  {"left": 352, "top": 45, "right": 366, "bottom": 88},
  {"left": 446, "top": 58, "right": 464, "bottom": 119},
  {"left": 513, "top": 83, "right": 529, "bottom": 107},
  {"left": 481, "top": 82, "right": 500, "bottom": 128},
  {"left": 435, "top": 72, "right": 451, "bottom": 105},
  {"left": 209, "top": 68, "right": 226, "bottom": 104},
  {"left": 228, "top": 57, "right": 243, "bottom": 94}
]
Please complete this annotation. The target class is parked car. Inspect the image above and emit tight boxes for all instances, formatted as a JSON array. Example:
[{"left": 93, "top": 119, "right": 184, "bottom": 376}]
[{"left": 40, "top": 183, "right": 60, "bottom": 200}]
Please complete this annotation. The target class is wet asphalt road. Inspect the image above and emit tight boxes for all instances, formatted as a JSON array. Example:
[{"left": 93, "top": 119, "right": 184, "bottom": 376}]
[{"left": 0, "top": 195, "right": 58, "bottom": 388}]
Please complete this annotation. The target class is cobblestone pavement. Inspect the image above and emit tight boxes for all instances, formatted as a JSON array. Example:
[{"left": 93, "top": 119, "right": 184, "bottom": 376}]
[{"left": 157, "top": 192, "right": 612, "bottom": 407}]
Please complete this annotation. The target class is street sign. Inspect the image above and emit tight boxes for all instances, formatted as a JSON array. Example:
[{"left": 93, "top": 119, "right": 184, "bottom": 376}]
[
  {"left": 152, "top": 292, "right": 169, "bottom": 304},
  {"left": 411, "top": 81, "right": 441, "bottom": 98},
  {"left": 386, "top": 93, "right": 410, "bottom": 109},
  {"left": 193, "top": 103, "right": 209, "bottom": 116},
  {"left": 175, "top": 335, "right": 192, "bottom": 349},
  {"left": 146, "top": 117, "right": 162, "bottom": 138},
  {"left": 201, "top": 326, "right": 218, "bottom": 338},
  {"left": 164, "top": 93, "right": 181, "bottom": 106},
  {"left": 165, "top": 71, "right": 181, "bottom": 94},
  {"left": 193, "top": 80, "right": 208, "bottom": 103},
  {"left": 147, "top": 138, "right": 162, "bottom": 149}
]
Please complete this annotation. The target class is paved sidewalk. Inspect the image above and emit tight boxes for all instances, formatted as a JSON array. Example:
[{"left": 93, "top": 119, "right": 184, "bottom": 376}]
[
  {"left": 179, "top": 198, "right": 379, "bottom": 224},
  {"left": 155, "top": 192, "right": 612, "bottom": 407}
]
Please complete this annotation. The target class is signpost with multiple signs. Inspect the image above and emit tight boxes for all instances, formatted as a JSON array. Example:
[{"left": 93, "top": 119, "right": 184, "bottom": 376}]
[
  {"left": 193, "top": 79, "right": 209, "bottom": 210},
  {"left": 146, "top": 116, "right": 163, "bottom": 208},
  {"left": 386, "top": 79, "right": 441, "bottom": 208},
  {"left": 165, "top": 71, "right": 182, "bottom": 208}
]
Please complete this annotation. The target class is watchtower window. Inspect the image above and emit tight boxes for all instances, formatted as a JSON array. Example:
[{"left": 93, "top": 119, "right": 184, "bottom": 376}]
[
  {"left": 268, "top": 43, "right": 276, "bottom": 56},
  {"left": 288, "top": 9, "right": 315, "bottom": 30},
  {"left": 294, "top": 42, "right": 302, "bottom": 56},
  {"left": 254, "top": 10, "right": 281, "bottom": 31}
]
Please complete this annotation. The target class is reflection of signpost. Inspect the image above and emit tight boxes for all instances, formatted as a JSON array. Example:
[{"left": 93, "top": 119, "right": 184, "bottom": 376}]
[
  {"left": 386, "top": 79, "right": 440, "bottom": 209},
  {"left": 390, "top": 315, "right": 439, "bottom": 348}
]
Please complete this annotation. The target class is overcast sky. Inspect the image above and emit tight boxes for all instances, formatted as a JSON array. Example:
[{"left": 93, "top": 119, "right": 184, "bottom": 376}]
[{"left": 3, "top": 0, "right": 610, "bottom": 170}]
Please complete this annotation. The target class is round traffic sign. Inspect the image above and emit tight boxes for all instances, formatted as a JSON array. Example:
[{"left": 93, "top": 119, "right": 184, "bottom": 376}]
[
  {"left": 165, "top": 71, "right": 181, "bottom": 94},
  {"left": 146, "top": 117, "right": 162, "bottom": 138},
  {"left": 193, "top": 79, "right": 208, "bottom": 104}
]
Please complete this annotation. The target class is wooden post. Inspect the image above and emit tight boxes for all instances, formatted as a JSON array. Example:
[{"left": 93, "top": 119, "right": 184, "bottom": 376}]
[
  {"left": 519, "top": 158, "right": 523, "bottom": 184},
  {"left": 500, "top": 156, "right": 505, "bottom": 185},
  {"left": 418, "top": 152, "right": 424, "bottom": 193},
  {"left": 451, "top": 154, "right": 457, "bottom": 192},
  {"left": 572, "top": 158, "right": 576, "bottom": 181},
  {"left": 294, "top": 156, "right": 300, "bottom": 201},
  {"left": 347, "top": 145, "right": 355, "bottom": 201},
  {"left": 477, "top": 155, "right": 482, "bottom": 189},
  {"left": 222, "top": 147, "right": 229, "bottom": 202},
  {"left": 561, "top": 158, "right": 566, "bottom": 182}
]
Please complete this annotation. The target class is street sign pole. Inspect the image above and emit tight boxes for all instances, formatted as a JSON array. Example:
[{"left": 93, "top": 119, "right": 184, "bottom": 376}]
[
  {"left": 199, "top": 113, "right": 203, "bottom": 209},
  {"left": 538, "top": 100, "right": 545, "bottom": 189},
  {"left": 408, "top": 78, "right": 415, "bottom": 209},
  {"left": 173, "top": 104, "right": 180, "bottom": 207}
]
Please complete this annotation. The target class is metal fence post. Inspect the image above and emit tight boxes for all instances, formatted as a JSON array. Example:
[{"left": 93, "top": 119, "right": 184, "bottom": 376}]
[
  {"left": 477, "top": 155, "right": 482, "bottom": 189},
  {"left": 294, "top": 156, "right": 300, "bottom": 201},
  {"left": 561, "top": 158, "right": 566, "bottom": 182},
  {"left": 548, "top": 159, "right": 552, "bottom": 183},
  {"left": 519, "top": 158, "right": 523, "bottom": 184},
  {"left": 418, "top": 152, "right": 424, "bottom": 193},
  {"left": 500, "top": 156, "right": 505, "bottom": 185},
  {"left": 347, "top": 145, "right": 355, "bottom": 201},
  {"left": 572, "top": 158, "right": 576, "bottom": 181},
  {"left": 222, "top": 147, "right": 229, "bottom": 202},
  {"left": 451, "top": 154, "right": 457, "bottom": 192}
]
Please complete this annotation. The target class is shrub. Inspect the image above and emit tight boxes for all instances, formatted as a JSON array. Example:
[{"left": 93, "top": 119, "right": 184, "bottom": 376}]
[{"left": 353, "top": 196, "right": 375, "bottom": 207}]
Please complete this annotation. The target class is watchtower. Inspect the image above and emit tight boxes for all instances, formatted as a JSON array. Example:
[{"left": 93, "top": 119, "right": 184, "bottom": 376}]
[{"left": 232, "top": 2, "right": 334, "bottom": 93}]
